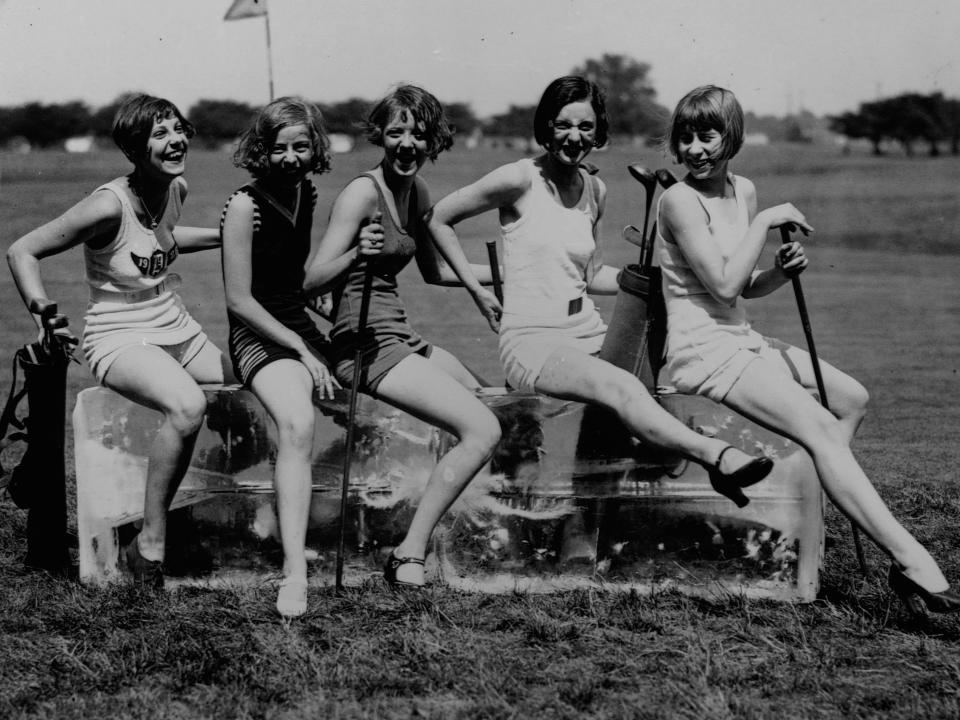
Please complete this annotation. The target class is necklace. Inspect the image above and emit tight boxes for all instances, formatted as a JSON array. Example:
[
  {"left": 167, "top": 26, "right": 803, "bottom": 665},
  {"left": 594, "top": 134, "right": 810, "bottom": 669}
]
[{"left": 129, "top": 176, "right": 166, "bottom": 230}]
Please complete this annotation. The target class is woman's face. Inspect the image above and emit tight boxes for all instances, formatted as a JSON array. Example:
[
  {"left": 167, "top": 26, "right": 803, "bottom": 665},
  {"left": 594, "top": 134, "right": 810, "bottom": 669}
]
[
  {"left": 381, "top": 110, "right": 429, "bottom": 178},
  {"left": 547, "top": 100, "right": 597, "bottom": 166},
  {"left": 677, "top": 125, "right": 725, "bottom": 180},
  {"left": 139, "top": 114, "right": 188, "bottom": 179},
  {"left": 267, "top": 123, "right": 314, "bottom": 188}
]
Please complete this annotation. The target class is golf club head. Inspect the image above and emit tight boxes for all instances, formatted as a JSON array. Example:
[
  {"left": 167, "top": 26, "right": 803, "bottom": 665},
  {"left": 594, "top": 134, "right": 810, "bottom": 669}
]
[
  {"left": 655, "top": 168, "right": 679, "bottom": 189},
  {"left": 627, "top": 163, "right": 657, "bottom": 191},
  {"left": 622, "top": 225, "right": 645, "bottom": 250}
]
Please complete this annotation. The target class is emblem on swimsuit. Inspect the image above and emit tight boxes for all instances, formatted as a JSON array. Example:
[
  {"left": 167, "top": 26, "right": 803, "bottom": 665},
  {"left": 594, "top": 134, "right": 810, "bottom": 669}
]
[{"left": 131, "top": 246, "right": 178, "bottom": 278}]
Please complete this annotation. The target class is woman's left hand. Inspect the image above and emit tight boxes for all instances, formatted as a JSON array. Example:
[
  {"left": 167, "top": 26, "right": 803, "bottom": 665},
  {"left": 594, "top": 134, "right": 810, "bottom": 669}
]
[
  {"left": 471, "top": 287, "right": 502, "bottom": 333},
  {"left": 777, "top": 240, "right": 808, "bottom": 277}
]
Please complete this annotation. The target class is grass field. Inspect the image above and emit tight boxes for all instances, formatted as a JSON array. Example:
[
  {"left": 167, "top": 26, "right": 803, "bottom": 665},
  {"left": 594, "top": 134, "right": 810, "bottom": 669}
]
[{"left": 2, "top": 143, "right": 960, "bottom": 718}]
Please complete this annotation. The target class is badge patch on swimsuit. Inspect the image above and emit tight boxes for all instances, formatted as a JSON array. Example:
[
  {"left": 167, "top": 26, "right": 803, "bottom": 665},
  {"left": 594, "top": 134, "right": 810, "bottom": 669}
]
[{"left": 131, "top": 246, "right": 178, "bottom": 277}]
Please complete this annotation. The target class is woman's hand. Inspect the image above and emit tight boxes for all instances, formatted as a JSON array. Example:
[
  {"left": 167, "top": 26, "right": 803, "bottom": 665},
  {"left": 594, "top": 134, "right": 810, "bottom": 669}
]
[
  {"left": 357, "top": 212, "right": 384, "bottom": 257},
  {"left": 471, "top": 287, "right": 502, "bottom": 332},
  {"left": 299, "top": 349, "right": 340, "bottom": 399},
  {"left": 776, "top": 240, "right": 808, "bottom": 277},
  {"left": 760, "top": 203, "right": 813, "bottom": 235}
]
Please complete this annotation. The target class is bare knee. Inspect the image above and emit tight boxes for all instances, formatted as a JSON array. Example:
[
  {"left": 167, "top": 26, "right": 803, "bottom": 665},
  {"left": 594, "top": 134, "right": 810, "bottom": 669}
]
[
  {"left": 799, "top": 412, "right": 850, "bottom": 458},
  {"left": 458, "top": 412, "right": 502, "bottom": 461},
  {"left": 273, "top": 407, "right": 315, "bottom": 455},
  {"left": 163, "top": 387, "right": 208, "bottom": 436},
  {"left": 591, "top": 373, "right": 646, "bottom": 416}
]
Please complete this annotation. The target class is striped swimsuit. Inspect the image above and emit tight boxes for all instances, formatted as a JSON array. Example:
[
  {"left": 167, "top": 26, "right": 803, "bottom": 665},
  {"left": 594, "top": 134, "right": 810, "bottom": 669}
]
[{"left": 223, "top": 180, "right": 330, "bottom": 385}]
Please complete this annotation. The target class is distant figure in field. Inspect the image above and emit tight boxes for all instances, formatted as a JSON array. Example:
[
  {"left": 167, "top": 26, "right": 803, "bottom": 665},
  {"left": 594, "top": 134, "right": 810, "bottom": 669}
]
[
  {"left": 220, "top": 96, "right": 340, "bottom": 618},
  {"left": 304, "top": 84, "right": 501, "bottom": 589},
  {"left": 6, "top": 94, "right": 224, "bottom": 590},
  {"left": 425, "top": 75, "right": 774, "bottom": 508},
  {"left": 654, "top": 84, "right": 960, "bottom": 613}
]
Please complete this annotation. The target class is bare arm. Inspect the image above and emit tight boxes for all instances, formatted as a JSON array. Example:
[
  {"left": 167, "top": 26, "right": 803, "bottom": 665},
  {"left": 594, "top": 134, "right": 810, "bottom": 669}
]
[
  {"left": 302, "top": 178, "right": 375, "bottom": 297},
  {"left": 583, "top": 177, "right": 621, "bottom": 295},
  {"left": 660, "top": 179, "right": 811, "bottom": 305},
  {"left": 7, "top": 189, "right": 120, "bottom": 326},
  {"left": 174, "top": 226, "right": 221, "bottom": 252},
  {"left": 412, "top": 177, "right": 495, "bottom": 286}
]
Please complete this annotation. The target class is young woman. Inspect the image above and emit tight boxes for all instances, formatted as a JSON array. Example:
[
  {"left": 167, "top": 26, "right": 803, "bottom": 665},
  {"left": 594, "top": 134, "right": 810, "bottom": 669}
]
[
  {"left": 426, "top": 76, "right": 774, "bottom": 509},
  {"left": 654, "top": 84, "right": 959, "bottom": 613},
  {"left": 221, "top": 96, "right": 339, "bottom": 617},
  {"left": 304, "top": 85, "right": 501, "bottom": 588},
  {"left": 7, "top": 94, "right": 224, "bottom": 589}
]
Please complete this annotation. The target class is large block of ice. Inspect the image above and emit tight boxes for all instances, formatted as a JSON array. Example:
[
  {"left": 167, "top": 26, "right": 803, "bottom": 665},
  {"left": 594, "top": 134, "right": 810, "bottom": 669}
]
[{"left": 74, "top": 385, "right": 822, "bottom": 601}]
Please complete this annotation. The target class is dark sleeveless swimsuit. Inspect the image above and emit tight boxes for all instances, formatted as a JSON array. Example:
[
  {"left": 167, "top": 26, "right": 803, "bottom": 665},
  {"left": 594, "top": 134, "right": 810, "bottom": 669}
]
[
  {"left": 329, "top": 173, "right": 431, "bottom": 393},
  {"left": 222, "top": 179, "right": 331, "bottom": 385}
]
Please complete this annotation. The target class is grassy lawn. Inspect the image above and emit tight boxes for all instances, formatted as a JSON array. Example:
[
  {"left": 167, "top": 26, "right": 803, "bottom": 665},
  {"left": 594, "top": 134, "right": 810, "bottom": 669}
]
[{"left": 2, "top": 143, "right": 960, "bottom": 718}]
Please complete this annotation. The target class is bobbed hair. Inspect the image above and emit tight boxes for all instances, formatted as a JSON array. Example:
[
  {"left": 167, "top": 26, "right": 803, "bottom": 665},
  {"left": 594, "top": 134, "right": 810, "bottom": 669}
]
[
  {"left": 533, "top": 76, "right": 609, "bottom": 149},
  {"left": 233, "top": 96, "right": 332, "bottom": 178},
  {"left": 666, "top": 85, "right": 744, "bottom": 163},
  {"left": 112, "top": 93, "right": 195, "bottom": 162},
  {"left": 362, "top": 84, "right": 454, "bottom": 161}
]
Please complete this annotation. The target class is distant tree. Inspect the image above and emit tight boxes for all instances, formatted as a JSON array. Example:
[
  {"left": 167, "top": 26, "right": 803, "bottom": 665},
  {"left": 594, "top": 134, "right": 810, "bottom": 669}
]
[
  {"left": 444, "top": 102, "right": 478, "bottom": 136},
  {"left": 485, "top": 104, "right": 536, "bottom": 139},
  {"left": 89, "top": 93, "right": 141, "bottom": 138},
  {"left": 830, "top": 92, "right": 957, "bottom": 156},
  {"left": 939, "top": 97, "right": 960, "bottom": 155},
  {"left": 570, "top": 54, "right": 668, "bottom": 138},
  {"left": 319, "top": 98, "right": 371, "bottom": 136},
  {"left": 0, "top": 101, "right": 91, "bottom": 147},
  {"left": 188, "top": 99, "right": 257, "bottom": 147}
]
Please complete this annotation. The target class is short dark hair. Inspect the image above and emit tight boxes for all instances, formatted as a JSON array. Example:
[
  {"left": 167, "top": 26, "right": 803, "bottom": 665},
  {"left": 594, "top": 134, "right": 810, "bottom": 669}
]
[
  {"left": 533, "top": 76, "right": 609, "bottom": 149},
  {"left": 666, "top": 85, "right": 744, "bottom": 163},
  {"left": 362, "top": 84, "right": 454, "bottom": 161},
  {"left": 233, "top": 96, "right": 332, "bottom": 178},
  {"left": 112, "top": 94, "right": 195, "bottom": 162}
]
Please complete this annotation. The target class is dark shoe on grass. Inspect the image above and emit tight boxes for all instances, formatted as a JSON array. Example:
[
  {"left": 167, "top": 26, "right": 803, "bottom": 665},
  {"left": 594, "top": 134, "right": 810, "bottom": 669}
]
[{"left": 125, "top": 535, "right": 165, "bottom": 590}]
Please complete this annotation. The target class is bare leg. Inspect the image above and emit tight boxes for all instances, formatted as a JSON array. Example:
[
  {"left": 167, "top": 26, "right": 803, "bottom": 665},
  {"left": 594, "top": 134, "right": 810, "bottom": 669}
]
[
  {"left": 250, "top": 359, "right": 315, "bottom": 616},
  {"left": 427, "top": 345, "right": 485, "bottom": 391},
  {"left": 534, "top": 348, "right": 757, "bottom": 473},
  {"left": 375, "top": 353, "right": 501, "bottom": 584},
  {"left": 102, "top": 341, "right": 223, "bottom": 561},
  {"left": 724, "top": 356, "right": 948, "bottom": 591},
  {"left": 779, "top": 343, "right": 870, "bottom": 443}
]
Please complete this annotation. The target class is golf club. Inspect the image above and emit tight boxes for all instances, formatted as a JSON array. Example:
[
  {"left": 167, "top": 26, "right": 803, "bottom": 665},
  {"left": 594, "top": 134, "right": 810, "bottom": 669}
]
[
  {"left": 627, "top": 164, "right": 657, "bottom": 263},
  {"left": 485, "top": 238, "right": 503, "bottom": 304},
  {"left": 780, "top": 225, "right": 868, "bottom": 577},
  {"left": 336, "top": 213, "right": 380, "bottom": 591}
]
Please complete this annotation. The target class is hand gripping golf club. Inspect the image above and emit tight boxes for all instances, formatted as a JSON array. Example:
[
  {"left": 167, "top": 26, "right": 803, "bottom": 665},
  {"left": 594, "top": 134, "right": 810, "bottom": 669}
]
[
  {"left": 336, "top": 212, "right": 380, "bottom": 591},
  {"left": 627, "top": 164, "right": 657, "bottom": 265},
  {"left": 779, "top": 226, "right": 868, "bottom": 577}
]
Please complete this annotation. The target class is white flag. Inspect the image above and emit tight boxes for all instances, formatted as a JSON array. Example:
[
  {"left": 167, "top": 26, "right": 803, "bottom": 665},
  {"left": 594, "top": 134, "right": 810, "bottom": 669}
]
[{"left": 224, "top": 0, "right": 267, "bottom": 21}]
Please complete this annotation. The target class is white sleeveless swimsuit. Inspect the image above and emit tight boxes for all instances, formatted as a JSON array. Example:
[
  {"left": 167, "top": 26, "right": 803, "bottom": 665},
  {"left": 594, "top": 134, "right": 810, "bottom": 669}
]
[
  {"left": 81, "top": 177, "right": 207, "bottom": 382},
  {"left": 657, "top": 174, "right": 790, "bottom": 401},
  {"left": 498, "top": 158, "right": 607, "bottom": 391}
]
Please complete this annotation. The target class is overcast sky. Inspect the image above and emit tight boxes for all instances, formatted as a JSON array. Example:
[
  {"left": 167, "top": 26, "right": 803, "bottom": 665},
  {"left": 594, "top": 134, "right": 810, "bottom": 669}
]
[{"left": 0, "top": 0, "right": 957, "bottom": 118}]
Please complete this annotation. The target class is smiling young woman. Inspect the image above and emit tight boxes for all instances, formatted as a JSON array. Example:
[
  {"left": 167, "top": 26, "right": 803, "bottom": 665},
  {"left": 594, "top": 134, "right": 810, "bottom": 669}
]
[{"left": 6, "top": 94, "right": 224, "bottom": 590}]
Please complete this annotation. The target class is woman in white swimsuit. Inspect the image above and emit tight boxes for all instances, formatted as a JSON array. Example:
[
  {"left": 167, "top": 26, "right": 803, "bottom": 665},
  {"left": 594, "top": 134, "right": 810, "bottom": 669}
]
[
  {"left": 426, "top": 76, "right": 775, "bottom": 506},
  {"left": 7, "top": 94, "right": 223, "bottom": 589},
  {"left": 655, "top": 84, "right": 960, "bottom": 614}
]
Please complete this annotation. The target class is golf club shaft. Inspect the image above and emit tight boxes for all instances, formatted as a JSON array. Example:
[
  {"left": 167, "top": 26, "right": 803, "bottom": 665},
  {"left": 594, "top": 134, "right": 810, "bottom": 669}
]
[
  {"left": 335, "top": 259, "right": 376, "bottom": 591},
  {"left": 486, "top": 240, "right": 503, "bottom": 304},
  {"left": 780, "top": 227, "right": 867, "bottom": 575}
]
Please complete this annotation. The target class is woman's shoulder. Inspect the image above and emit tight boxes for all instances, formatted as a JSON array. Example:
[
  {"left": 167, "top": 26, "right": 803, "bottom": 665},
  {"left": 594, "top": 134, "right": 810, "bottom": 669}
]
[{"left": 730, "top": 173, "right": 756, "bottom": 199}]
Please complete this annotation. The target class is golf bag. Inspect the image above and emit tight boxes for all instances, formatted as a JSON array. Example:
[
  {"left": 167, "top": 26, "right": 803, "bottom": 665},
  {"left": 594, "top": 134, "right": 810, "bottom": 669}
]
[{"left": 0, "top": 305, "right": 75, "bottom": 574}]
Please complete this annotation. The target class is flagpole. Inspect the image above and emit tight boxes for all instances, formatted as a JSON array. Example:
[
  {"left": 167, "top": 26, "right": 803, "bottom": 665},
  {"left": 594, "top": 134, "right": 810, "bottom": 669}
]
[{"left": 263, "top": 8, "right": 275, "bottom": 101}]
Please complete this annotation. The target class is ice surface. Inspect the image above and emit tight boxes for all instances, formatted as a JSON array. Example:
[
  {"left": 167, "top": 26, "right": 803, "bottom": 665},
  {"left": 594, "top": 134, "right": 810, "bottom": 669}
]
[{"left": 74, "top": 385, "right": 822, "bottom": 600}]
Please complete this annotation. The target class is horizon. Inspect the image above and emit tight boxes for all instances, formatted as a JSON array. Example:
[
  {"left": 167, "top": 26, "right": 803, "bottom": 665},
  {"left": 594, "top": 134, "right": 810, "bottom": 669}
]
[{"left": 1, "top": 0, "right": 957, "bottom": 121}]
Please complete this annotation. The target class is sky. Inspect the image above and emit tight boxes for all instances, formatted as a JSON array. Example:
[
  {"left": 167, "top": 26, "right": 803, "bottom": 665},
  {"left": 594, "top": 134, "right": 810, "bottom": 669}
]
[{"left": 0, "top": 0, "right": 957, "bottom": 119}]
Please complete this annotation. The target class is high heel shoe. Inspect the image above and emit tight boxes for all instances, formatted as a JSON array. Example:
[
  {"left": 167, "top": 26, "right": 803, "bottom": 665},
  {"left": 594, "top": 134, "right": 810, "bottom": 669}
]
[
  {"left": 889, "top": 566, "right": 960, "bottom": 615},
  {"left": 384, "top": 551, "right": 425, "bottom": 588},
  {"left": 707, "top": 446, "right": 774, "bottom": 508}
]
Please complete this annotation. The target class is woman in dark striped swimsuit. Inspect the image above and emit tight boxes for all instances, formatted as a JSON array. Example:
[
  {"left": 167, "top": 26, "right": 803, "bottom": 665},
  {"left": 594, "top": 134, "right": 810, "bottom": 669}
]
[{"left": 221, "top": 97, "right": 338, "bottom": 617}]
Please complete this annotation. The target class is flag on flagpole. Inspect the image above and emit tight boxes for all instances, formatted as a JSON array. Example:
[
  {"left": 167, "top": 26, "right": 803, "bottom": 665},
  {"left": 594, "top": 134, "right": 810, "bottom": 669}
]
[{"left": 224, "top": 0, "right": 267, "bottom": 21}]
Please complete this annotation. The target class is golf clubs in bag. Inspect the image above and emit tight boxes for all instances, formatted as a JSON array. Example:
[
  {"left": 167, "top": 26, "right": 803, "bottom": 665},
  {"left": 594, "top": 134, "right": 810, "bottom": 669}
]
[{"left": 0, "top": 301, "right": 75, "bottom": 574}]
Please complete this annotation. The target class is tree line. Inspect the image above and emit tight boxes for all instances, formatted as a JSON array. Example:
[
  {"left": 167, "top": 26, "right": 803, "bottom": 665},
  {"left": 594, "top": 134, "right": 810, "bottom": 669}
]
[
  {"left": 829, "top": 92, "right": 960, "bottom": 156},
  {"left": 3, "top": 54, "right": 956, "bottom": 156}
]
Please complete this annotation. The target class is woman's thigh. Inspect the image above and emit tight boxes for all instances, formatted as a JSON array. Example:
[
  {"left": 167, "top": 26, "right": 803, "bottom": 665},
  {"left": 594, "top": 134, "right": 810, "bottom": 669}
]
[
  {"left": 103, "top": 344, "right": 206, "bottom": 414},
  {"left": 375, "top": 353, "right": 498, "bottom": 441},
  {"left": 249, "top": 359, "right": 315, "bottom": 429}
]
